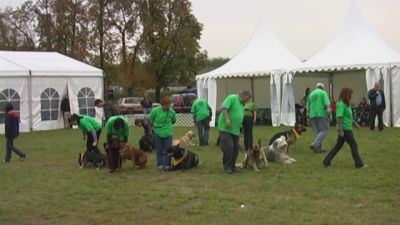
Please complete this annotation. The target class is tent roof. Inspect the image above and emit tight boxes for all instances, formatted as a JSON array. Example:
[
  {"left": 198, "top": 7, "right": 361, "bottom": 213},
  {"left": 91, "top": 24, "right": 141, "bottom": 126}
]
[
  {"left": 0, "top": 51, "right": 103, "bottom": 77},
  {"left": 292, "top": 2, "right": 400, "bottom": 73},
  {"left": 0, "top": 57, "right": 29, "bottom": 77},
  {"left": 196, "top": 17, "right": 301, "bottom": 80}
]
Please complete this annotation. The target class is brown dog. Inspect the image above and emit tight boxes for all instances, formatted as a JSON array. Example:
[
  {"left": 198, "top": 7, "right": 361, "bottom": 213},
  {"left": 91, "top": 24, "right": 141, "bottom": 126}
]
[
  {"left": 236, "top": 139, "right": 268, "bottom": 172},
  {"left": 119, "top": 144, "right": 148, "bottom": 170},
  {"left": 172, "top": 130, "right": 196, "bottom": 148},
  {"left": 268, "top": 123, "right": 306, "bottom": 152}
]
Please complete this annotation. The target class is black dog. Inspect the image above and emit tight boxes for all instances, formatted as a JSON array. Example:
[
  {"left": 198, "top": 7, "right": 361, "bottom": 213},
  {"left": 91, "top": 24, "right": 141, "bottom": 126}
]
[
  {"left": 269, "top": 123, "right": 306, "bottom": 152},
  {"left": 78, "top": 151, "right": 107, "bottom": 169},
  {"left": 135, "top": 118, "right": 155, "bottom": 152},
  {"left": 166, "top": 144, "right": 199, "bottom": 171}
]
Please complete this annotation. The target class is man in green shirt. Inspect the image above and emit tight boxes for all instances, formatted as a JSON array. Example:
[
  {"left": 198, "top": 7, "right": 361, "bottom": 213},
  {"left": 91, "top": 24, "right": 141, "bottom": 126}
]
[
  {"left": 218, "top": 90, "right": 251, "bottom": 174},
  {"left": 105, "top": 115, "right": 130, "bottom": 173},
  {"left": 307, "top": 82, "right": 330, "bottom": 153},
  {"left": 70, "top": 114, "right": 102, "bottom": 154},
  {"left": 191, "top": 97, "right": 211, "bottom": 146}
]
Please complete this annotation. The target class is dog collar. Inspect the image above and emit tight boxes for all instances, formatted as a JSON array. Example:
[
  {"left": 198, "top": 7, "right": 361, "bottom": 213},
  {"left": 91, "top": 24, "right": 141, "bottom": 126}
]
[
  {"left": 292, "top": 128, "right": 300, "bottom": 139},
  {"left": 172, "top": 151, "right": 188, "bottom": 166}
]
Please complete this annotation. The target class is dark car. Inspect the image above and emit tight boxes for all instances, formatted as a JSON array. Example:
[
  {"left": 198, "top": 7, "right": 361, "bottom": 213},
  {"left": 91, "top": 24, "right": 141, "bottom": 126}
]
[{"left": 170, "top": 93, "right": 197, "bottom": 113}]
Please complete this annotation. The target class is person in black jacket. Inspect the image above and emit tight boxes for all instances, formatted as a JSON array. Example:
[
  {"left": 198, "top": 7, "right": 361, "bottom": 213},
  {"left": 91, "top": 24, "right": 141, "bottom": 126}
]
[
  {"left": 4, "top": 103, "right": 26, "bottom": 162},
  {"left": 61, "top": 95, "right": 71, "bottom": 128},
  {"left": 368, "top": 81, "right": 386, "bottom": 131}
]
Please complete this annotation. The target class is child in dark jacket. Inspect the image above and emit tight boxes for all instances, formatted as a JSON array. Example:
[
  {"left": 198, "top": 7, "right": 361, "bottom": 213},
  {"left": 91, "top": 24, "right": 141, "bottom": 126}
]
[{"left": 4, "top": 103, "right": 26, "bottom": 162}]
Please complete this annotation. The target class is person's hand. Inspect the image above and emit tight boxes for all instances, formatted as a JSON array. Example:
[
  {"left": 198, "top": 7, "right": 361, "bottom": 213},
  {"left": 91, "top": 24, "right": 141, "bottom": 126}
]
[
  {"left": 355, "top": 122, "right": 361, "bottom": 129},
  {"left": 339, "top": 129, "right": 344, "bottom": 137},
  {"left": 226, "top": 118, "right": 231, "bottom": 128}
]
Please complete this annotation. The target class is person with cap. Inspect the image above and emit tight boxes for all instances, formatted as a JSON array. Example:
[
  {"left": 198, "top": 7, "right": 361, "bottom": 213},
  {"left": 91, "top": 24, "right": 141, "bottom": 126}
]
[
  {"left": 105, "top": 115, "right": 130, "bottom": 173},
  {"left": 307, "top": 82, "right": 330, "bottom": 153},
  {"left": 70, "top": 113, "right": 102, "bottom": 155},
  {"left": 218, "top": 90, "right": 251, "bottom": 174},
  {"left": 368, "top": 81, "right": 386, "bottom": 131}
]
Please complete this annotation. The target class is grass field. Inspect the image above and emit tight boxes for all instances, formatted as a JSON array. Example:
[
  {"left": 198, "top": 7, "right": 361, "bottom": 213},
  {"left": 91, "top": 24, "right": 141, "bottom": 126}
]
[{"left": 1, "top": 125, "right": 399, "bottom": 225}]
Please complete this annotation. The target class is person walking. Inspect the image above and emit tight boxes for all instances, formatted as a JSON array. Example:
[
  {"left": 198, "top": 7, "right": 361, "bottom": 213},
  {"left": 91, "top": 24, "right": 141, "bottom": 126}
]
[
  {"left": 3, "top": 103, "right": 26, "bottom": 162},
  {"left": 94, "top": 99, "right": 105, "bottom": 126},
  {"left": 242, "top": 101, "right": 258, "bottom": 151},
  {"left": 307, "top": 82, "right": 330, "bottom": 153},
  {"left": 218, "top": 90, "right": 251, "bottom": 174},
  {"left": 70, "top": 114, "right": 102, "bottom": 154},
  {"left": 300, "top": 87, "right": 311, "bottom": 126},
  {"left": 141, "top": 93, "right": 154, "bottom": 115},
  {"left": 323, "top": 88, "right": 367, "bottom": 169},
  {"left": 105, "top": 115, "right": 130, "bottom": 173},
  {"left": 191, "top": 97, "right": 211, "bottom": 146},
  {"left": 61, "top": 95, "right": 71, "bottom": 128},
  {"left": 368, "top": 81, "right": 386, "bottom": 131},
  {"left": 149, "top": 96, "right": 176, "bottom": 171}
]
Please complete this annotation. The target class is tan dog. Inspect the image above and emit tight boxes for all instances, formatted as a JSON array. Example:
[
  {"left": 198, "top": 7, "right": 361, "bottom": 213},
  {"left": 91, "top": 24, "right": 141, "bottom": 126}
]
[
  {"left": 119, "top": 144, "right": 148, "bottom": 170},
  {"left": 172, "top": 130, "right": 196, "bottom": 148},
  {"left": 263, "top": 135, "right": 296, "bottom": 164},
  {"left": 236, "top": 139, "right": 268, "bottom": 172}
]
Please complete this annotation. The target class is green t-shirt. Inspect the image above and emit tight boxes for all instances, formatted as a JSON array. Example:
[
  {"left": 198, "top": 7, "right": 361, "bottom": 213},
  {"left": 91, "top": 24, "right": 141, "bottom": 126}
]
[
  {"left": 243, "top": 102, "right": 258, "bottom": 117},
  {"left": 336, "top": 100, "right": 353, "bottom": 130},
  {"left": 105, "top": 116, "right": 130, "bottom": 140},
  {"left": 149, "top": 106, "right": 176, "bottom": 138},
  {"left": 307, "top": 88, "right": 330, "bottom": 118},
  {"left": 218, "top": 94, "right": 244, "bottom": 136},
  {"left": 78, "top": 115, "right": 102, "bottom": 133},
  {"left": 191, "top": 98, "right": 210, "bottom": 121}
]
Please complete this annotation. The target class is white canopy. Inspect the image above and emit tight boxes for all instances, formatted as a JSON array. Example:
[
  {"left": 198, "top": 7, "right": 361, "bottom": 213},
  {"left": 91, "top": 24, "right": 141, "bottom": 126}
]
[
  {"left": 283, "top": 1, "right": 400, "bottom": 127},
  {"left": 196, "top": 16, "right": 302, "bottom": 126},
  {"left": 0, "top": 51, "right": 104, "bottom": 133}
]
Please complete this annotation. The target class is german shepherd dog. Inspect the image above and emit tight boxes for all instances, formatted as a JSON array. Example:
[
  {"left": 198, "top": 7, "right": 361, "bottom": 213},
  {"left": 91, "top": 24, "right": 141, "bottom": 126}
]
[
  {"left": 268, "top": 123, "right": 306, "bottom": 152},
  {"left": 166, "top": 144, "right": 200, "bottom": 171},
  {"left": 78, "top": 151, "right": 107, "bottom": 169},
  {"left": 119, "top": 144, "right": 148, "bottom": 170},
  {"left": 236, "top": 139, "right": 268, "bottom": 172}
]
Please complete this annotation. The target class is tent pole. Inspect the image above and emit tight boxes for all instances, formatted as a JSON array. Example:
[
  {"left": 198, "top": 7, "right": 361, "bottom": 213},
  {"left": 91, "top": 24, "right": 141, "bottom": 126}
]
[
  {"left": 28, "top": 70, "right": 33, "bottom": 132},
  {"left": 329, "top": 71, "right": 334, "bottom": 99},
  {"left": 389, "top": 64, "right": 393, "bottom": 127},
  {"left": 250, "top": 77, "right": 255, "bottom": 102}
]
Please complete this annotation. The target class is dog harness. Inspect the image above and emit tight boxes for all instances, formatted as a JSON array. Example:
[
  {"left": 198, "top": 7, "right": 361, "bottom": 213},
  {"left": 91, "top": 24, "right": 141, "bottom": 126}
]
[{"left": 172, "top": 150, "right": 188, "bottom": 167}]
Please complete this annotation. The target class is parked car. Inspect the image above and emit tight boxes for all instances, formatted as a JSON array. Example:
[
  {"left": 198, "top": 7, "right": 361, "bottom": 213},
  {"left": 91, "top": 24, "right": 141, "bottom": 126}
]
[
  {"left": 170, "top": 93, "right": 197, "bottom": 113},
  {"left": 116, "top": 97, "right": 159, "bottom": 114}
]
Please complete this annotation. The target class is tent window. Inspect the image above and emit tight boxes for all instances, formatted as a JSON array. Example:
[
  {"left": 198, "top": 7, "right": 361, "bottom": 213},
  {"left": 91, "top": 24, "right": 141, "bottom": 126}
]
[
  {"left": 0, "top": 89, "right": 20, "bottom": 124},
  {"left": 40, "top": 88, "right": 60, "bottom": 121},
  {"left": 78, "top": 87, "right": 95, "bottom": 116}
]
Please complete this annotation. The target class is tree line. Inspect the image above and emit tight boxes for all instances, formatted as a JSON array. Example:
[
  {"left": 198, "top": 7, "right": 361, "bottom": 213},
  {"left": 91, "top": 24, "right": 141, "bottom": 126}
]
[{"left": 0, "top": 0, "right": 208, "bottom": 101}]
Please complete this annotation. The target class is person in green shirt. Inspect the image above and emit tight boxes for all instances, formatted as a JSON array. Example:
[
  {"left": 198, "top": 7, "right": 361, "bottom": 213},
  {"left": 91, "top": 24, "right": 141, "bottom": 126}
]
[
  {"left": 105, "top": 115, "right": 130, "bottom": 173},
  {"left": 70, "top": 114, "right": 102, "bottom": 154},
  {"left": 218, "top": 90, "right": 251, "bottom": 174},
  {"left": 191, "top": 97, "right": 211, "bottom": 146},
  {"left": 323, "top": 88, "right": 367, "bottom": 169},
  {"left": 242, "top": 101, "right": 258, "bottom": 151},
  {"left": 149, "top": 96, "right": 176, "bottom": 171},
  {"left": 307, "top": 82, "right": 330, "bottom": 153}
]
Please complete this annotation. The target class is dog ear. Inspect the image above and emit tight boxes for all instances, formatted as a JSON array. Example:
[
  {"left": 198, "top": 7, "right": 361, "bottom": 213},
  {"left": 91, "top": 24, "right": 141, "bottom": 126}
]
[{"left": 273, "top": 140, "right": 278, "bottom": 150}]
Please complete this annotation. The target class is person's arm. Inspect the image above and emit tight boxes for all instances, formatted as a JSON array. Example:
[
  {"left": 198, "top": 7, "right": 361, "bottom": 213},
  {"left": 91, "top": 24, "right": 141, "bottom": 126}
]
[
  {"left": 336, "top": 117, "right": 344, "bottom": 137},
  {"left": 220, "top": 108, "right": 231, "bottom": 128},
  {"left": 89, "top": 129, "right": 98, "bottom": 146}
]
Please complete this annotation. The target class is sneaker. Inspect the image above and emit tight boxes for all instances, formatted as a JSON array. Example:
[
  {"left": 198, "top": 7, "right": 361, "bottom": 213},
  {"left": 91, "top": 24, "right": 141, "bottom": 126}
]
[
  {"left": 232, "top": 167, "right": 240, "bottom": 173},
  {"left": 157, "top": 165, "right": 164, "bottom": 171},
  {"left": 323, "top": 163, "right": 331, "bottom": 169},
  {"left": 224, "top": 169, "right": 233, "bottom": 174},
  {"left": 163, "top": 166, "right": 172, "bottom": 171},
  {"left": 20, "top": 156, "right": 26, "bottom": 161},
  {"left": 357, "top": 164, "right": 369, "bottom": 169}
]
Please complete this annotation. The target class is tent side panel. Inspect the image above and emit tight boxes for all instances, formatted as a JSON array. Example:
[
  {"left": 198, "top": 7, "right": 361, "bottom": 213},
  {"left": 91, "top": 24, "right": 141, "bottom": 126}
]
[
  {"left": 67, "top": 77, "right": 104, "bottom": 115},
  {"left": 332, "top": 70, "right": 367, "bottom": 105},
  {"left": 253, "top": 77, "right": 270, "bottom": 108}
]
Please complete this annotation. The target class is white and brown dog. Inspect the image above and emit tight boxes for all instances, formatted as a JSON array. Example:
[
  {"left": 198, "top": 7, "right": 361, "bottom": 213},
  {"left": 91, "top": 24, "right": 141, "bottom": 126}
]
[
  {"left": 236, "top": 139, "right": 268, "bottom": 172},
  {"left": 263, "top": 135, "right": 296, "bottom": 164},
  {"left": 173, "top": 130, "right": 196, "bottom": 148}
]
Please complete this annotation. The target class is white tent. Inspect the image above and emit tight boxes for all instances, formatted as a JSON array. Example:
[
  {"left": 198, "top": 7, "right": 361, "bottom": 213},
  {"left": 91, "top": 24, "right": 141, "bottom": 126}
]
[
  {"left": 0, "top": 51, "right": 104, "bottom": 133},
  {"left": 196, "top": 17, "right": 302, "bottom": 126},
  {"left": 284, "top": 2, "right": 400, "bottom": 127}
]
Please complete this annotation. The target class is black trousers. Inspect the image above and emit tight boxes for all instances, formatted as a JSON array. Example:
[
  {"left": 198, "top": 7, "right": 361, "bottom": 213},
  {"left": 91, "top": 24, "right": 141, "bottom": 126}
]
[
  {"left": 86, "top": 129, "right": 102, "bottom": 154},
  {"left": 219, "top": 132, "right": 239, "bottom": 171},
  {"left": 242, "top": 116, "right": 254, "bottom": 151},
  {"left": 323, "top": 130, "right": 364, "bottom": 168},
  {"left": 369, "top": 107, "right": 384, "bottom": 131}
]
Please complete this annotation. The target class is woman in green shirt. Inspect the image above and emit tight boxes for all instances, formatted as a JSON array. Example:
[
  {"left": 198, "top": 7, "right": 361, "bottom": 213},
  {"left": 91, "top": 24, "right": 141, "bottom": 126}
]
[
  {"left": 70, "top": 114, "right": 102, "bottom": 154},
  {"left": 149, "top": 96, "right": 176, "bottom": 171},
  {"left": 105, "top": 115, "right": 130, "bottom": 173},
  {"left": 323, "top": 88, "right": 366, "bottom": 169},
  {"left": 242, "top": 101, "right": 258, "bottom": 151}
]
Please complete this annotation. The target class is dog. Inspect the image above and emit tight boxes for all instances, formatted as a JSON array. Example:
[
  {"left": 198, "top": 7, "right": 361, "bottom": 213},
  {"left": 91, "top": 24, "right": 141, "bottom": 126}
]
[
  {"left": 263, "top": 135, "right": 296, "bottom": 164},
  {"left": 166, "top": 144, "right": 199, "bottom": 171},
  {"left": 236, "top": 139, "right": 268, "bottom": 172},
  {"left": 103, "top": 142, "right": 122, "bottom": 171},
  {"left": 135, "top": 118, "right": 155, "bottom": 152},
  {"left": 172, "top": 130, "right": 196, "bottom": 148},
  {"left": 119, "top": 144, "right": 148, "bottom": 170},
  {"left": 78, "top": 151, "right": 107, "bottom": 169},
  {"left": 269, "top": 123, "right": 306, "bottom": 152}
]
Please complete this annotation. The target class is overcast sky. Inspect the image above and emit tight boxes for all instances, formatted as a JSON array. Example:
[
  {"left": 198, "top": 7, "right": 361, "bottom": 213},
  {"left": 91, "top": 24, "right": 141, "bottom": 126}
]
[{"left": 1, "top": 0, "right": 399, "bottom": 60}]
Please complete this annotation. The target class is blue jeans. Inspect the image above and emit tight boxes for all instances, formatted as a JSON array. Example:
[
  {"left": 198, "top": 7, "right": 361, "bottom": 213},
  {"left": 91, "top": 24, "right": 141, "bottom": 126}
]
[
  {"left": 5, "top": 137, "right": 26, "bottom": 162},
  {"left": 196, "top": 119, "right": 210, "bottom": 146},
  {"left": 143, "top": 108, "right": 152, "bottom": 115},
  {"left": 310, "top": 117, "right": 329, "bottom": 151},
  {"left": 154, "top": 134, "right": 172, "bottom": 167}
]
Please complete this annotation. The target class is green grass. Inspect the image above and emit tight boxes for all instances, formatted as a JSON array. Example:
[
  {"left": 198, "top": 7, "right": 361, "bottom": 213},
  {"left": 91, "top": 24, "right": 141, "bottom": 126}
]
[{"left": 1, "top": 126, "right": 399, "bottom": 225}]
